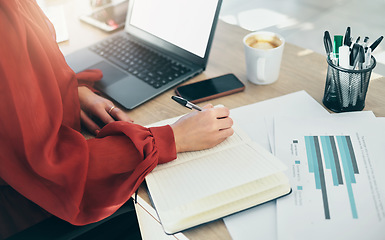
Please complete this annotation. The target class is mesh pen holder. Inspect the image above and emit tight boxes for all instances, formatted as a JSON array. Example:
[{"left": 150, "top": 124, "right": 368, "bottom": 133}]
[{"left": 322, "top": 56, "right": 376, "bottom": 112}]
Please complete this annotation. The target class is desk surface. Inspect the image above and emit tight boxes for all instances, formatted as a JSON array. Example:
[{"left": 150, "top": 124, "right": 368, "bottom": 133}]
[
  {"left": 58, "top": 2, "right": 385, "bottom": 239},
  {"left": 60, "top": 17, "right": 385, "bottom": 123}
]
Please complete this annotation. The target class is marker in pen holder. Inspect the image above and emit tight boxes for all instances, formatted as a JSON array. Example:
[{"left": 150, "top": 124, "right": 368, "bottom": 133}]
[{"left": 322, "top": 56, "right": 376, "bottom": 112}]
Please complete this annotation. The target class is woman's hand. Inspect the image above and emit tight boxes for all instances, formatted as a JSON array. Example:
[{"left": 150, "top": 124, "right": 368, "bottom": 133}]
[
  {"left": 78, "top": 86, "right": 134, "bottom": 135},
  {"left": 170, "top": 104, "right": 234, "bottom": 153}
]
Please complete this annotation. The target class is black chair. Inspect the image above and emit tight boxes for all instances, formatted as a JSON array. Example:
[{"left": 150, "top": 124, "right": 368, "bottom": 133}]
[{"left": 7, "top": 201, "right": 141, "bottom": 240}]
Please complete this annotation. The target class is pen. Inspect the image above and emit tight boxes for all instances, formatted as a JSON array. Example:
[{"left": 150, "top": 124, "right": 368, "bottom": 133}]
[
  {"left": 350, "top": 43, "right": 360, "bottom": 67},
  {"left": 323, "top": 31, "right": 333, "bottom": 56},
  {"left": 365, "top": 47, "right": 372, "bottom": 68},
  {"left": 370, "top": 36, "right": 383, "bottom": 52},
  {"left": 171, "top": 96, "right": 202, "bottom": 111},
  {"left": 358, "top": 45, "right": 365, "bottom": 70},
  {"left": 363, "top": 36, "right": 369, "bottom": 49},
  {"left": 333, "top": 35, "right": 343, "bottom": 59},
  {"left": 338, "top": 45, "right": 350, "bottom": 69},
  {"left": 343, "top": 27, "right": 351, "bottom": 46}
]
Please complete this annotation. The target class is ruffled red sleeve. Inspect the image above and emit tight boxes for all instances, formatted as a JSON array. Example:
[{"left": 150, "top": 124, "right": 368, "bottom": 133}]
[{"left": 0, "top": 0, "right": 176, "bottom": 229}]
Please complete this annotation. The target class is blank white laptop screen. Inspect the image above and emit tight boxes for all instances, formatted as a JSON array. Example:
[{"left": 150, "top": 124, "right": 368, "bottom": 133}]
[{"left": 129, "top": 0, "right": 218, "bottom": 58}]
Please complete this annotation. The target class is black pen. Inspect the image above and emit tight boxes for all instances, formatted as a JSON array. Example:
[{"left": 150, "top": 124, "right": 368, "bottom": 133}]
[
  {"left": 323, "top": 31, "right": 333, "bottom": 55},
  {"left": 343, "top": 27, "right": 351, "bottom": 46},
  {"left": 370, "top": 36, "right": 383, "bottom": 52},
  {"left": 172, "top": 96, "right": 202, "bottom": 111}
]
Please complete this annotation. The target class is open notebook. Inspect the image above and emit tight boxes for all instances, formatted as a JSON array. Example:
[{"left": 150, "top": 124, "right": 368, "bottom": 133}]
[{"left": 146, "top": 116, "right": 291, "bottom": 234}]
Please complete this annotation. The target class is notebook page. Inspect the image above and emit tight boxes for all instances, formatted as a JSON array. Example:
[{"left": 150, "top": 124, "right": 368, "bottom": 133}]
[
  {"left": 153, "top": 124, "right": 250, "bottom": 171},
  {"left": 167, "top": 178, "right": 289, "bottom": 233},
  {"left": 166, "top": 173, "right": 289, "bottom": 220},
  {"left": 146, "top": 116, "right": 180, "bottom": 128},
  {"left": 146, "top": 142, "right": 286, "bottom": 211}
]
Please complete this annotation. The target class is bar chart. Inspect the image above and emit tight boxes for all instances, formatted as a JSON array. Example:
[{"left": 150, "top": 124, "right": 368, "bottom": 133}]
[
  {"left": 275, "top": 116, "right": 385, "bottom": 240},
  {"left": 304, "top": 135, "right": 359, "bottom": 219}
]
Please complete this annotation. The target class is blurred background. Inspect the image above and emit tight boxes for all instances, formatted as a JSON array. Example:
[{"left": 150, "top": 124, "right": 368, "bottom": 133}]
[
  {"left": 38, "top": 0, "right": 385, "bottom": 75},
  {"left": 220, "top": 0, "right": 385, "bottom": 75}
]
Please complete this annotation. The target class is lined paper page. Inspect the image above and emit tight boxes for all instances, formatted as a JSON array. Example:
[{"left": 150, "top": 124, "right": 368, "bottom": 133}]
[
  {"left": 146, "top": 142, "right": 286, "bottom": 211},
  {"left": 156, "top": 173, "right": 290, "bottom": 233},
  {"left": 153, "top": 124, "right": 250, "bottom": 171},
  {"left": 168, "top": 173, "right": 289, "bottom": 219},
  {"left": 146, "top": 107, "right": 252, "bottom": 171}
]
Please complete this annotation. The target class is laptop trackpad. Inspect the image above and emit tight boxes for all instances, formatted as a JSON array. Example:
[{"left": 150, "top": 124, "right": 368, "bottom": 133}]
[{"left": 90, "top": 61, "right": 127, "bottom": 88}]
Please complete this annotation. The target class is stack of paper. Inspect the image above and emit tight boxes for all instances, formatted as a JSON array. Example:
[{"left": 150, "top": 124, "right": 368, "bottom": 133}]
[{"left": 224, "top": 91, "right": 385, "bottom": 240}]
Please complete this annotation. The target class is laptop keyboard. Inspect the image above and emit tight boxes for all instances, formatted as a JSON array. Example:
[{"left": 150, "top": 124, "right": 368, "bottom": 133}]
[{"left": 89, "top": 35, "right": 191, "bottom": 89}]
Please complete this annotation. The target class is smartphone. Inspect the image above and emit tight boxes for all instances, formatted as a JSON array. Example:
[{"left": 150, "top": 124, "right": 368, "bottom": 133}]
[
  {"left": 79, "top": 0, "right": 129, "bottom": 32},
  {"left": 175, "top": 74, "right": 245, "bottom": 103}
]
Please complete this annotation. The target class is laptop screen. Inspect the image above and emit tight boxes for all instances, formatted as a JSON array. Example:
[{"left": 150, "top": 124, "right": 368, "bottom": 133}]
[{"left": 129, "top": 0, "right": 219, "bottom": 58}]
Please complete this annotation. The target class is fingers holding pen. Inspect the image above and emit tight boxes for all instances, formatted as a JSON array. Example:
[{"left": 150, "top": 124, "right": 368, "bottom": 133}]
[
  {"left": 196, "top": 106, "right": 233, "bottom": 134},
  {"left": 203, "top": 106, "right": 233, "bottom": 130},
  {"left": 217, "top": 116, "right": 234, "bottom": 131},
  {"left": 211, "top": 107, "right": 234, "bottom": 138},
  {"left": 202, "top": 104, "right": 214, "bottom": 110},
  {"left": 171, "top": 105, "right": 234, "bottom": 153}
]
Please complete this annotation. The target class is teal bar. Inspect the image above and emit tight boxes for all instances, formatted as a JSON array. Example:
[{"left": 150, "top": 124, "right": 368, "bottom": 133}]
[
  {"left": 329, "top": 136, "right": 344, "bottom": 185},
  {"left": 336, "top": 136, "right": 358, "bottom": 218},
  {"left": 305, "top": 136, "right": 314, "bottom": 173},
  {"left": 320, "top": 136, "right": 339, "bottom": 186},
  {"left": 305, "top": 136, "right": 331, "bottom": 219},
  {"left": 345, "top": 136, "right": 359, "bottom": 174},
  {"left": 310, "top": 136, "right": 321, "bottom": 189},
  {"left": 313, "top": 136, "right": 331, "bottom": 219},
  {"left": 311, "top": 137, "right": 321, "bottom": 189},
  {"left": 320, "top": 136, "right": 331, "bottom": 169},
  {"left": 295, "top": 160, "right": 301, "bottom": 164},
  {"left": 337, "top": 136, "right": 356, "bottom": 183}
]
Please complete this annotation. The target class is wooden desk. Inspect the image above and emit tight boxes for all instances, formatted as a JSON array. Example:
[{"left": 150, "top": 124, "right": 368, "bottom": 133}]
[
  {"left": 58, "top": 3, "right": 385, "bottom": 239},
  {"left": 60, "top": 16, "right": 385, "bottom": 122}
]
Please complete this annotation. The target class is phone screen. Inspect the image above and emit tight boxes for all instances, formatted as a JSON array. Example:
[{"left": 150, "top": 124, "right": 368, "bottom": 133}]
[{"left": 175, "top": 74, "right": 245, "bottom": 103}]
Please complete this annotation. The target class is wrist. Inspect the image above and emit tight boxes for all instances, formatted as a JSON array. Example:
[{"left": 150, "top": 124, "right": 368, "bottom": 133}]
[
  {"left": 150, "top": 125, "right": 177, "bottom": 163},
  {"left": 170, "top": 123, "right": 182, "bottom": 153}
]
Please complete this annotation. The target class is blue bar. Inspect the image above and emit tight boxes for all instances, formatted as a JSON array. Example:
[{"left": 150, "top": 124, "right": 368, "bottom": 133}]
[
  {"left": 313, "top": 136, "right": 331, "bottom": 219},
  {"left": 311, "top": 137, "right": 321, "bottom": 190},
  {"left": 320, "top": 136, "right": 339, "bottom": 186},
  {"left": 336, "top": 136, "right": 358, "bottom": 218},
  {"left": 305, "top": 136, "right": 314, "bottom": 173},
  {"left": 345, "top": 136, "right": 359, "bottom": 174},
  {"left": 329, "top": 136, "right": 344, "bottom": 185},
  {"left": 295, "top": 160, "right": 301, "bottom": 164},
  {"left": 320, "top": 136, "right": 331, "bottom": 169},
  {"left": 337, "top": 136, "right": 356, "bottom": 184},
  {"left": 305, "top": 136, "right": 321, "bottom": 189}
]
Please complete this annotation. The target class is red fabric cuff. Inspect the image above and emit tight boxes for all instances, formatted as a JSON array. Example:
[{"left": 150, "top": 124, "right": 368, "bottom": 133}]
[{"left": 149, "top": 125, "right": 177, "bottom": 164}]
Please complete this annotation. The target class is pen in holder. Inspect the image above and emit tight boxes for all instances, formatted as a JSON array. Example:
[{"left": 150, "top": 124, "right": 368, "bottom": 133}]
[{"left": 322, "top": 56, "right": 376, "bottom": 112}]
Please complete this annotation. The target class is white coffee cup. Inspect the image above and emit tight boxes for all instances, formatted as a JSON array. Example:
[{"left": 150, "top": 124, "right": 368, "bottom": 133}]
[{"left": 243, "top": 31, "right": 285, "bottom": 85}]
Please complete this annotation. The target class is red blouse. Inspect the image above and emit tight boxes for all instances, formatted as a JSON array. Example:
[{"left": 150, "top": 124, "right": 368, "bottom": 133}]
[{"left": 0, "top": 0, "right": 176, "bottom": 238}]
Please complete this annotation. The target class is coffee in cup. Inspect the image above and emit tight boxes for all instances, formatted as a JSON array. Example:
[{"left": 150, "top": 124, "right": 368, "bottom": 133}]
[
  {"left": 243, "top": 32, "right": 285, "bottom": 85},
  {"left": 245, "top": 35, "right": 282, "bottom": 50}
]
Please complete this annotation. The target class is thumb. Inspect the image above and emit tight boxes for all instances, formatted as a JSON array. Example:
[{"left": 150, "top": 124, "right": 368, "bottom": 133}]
[{"left": 202, "top": 104, "right": 214, "bottom": 109}]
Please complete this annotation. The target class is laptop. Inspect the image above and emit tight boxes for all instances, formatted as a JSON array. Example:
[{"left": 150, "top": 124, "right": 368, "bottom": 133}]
[{"left": 65, "top": 0, "right": 223, "bottom": 109}]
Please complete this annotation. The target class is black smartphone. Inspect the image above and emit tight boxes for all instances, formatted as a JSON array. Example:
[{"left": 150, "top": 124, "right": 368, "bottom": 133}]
[{"left": 175, "top": 74, "right": 245, "bottom": 103}]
